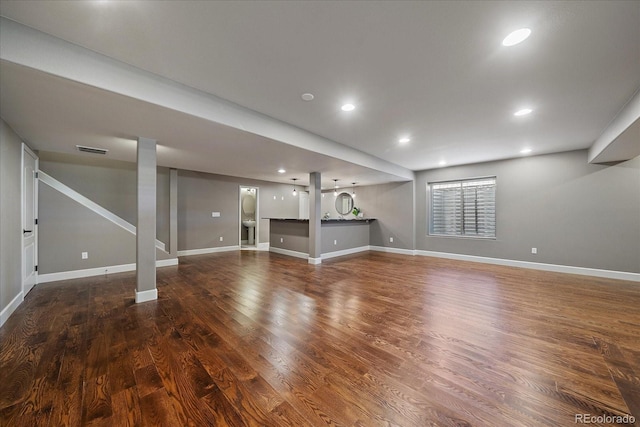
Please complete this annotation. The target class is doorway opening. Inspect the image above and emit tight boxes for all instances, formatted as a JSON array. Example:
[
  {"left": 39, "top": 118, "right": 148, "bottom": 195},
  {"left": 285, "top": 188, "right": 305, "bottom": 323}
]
[
  {"left": 239, "top": 186, "right": 259, "bottom": 249},
  {"left": 299, "top": 190, "right": 309, "bottom": 219}
]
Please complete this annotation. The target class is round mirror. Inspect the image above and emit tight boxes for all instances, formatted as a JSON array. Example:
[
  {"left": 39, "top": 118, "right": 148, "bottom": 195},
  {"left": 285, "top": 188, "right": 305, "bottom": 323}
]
[
  {"left": 335, "top": 192, "right": 354, "bottom": 215},
  {"left": 242, "top": 192, "right": 256, "bottom": 215}
]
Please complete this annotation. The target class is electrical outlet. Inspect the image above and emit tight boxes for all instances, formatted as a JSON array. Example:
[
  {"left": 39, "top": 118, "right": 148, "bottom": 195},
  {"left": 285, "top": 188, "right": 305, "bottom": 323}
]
[
  {"left": 219, "top": 236, "right": 224, "bottom": 242},
  {"left": 81, "top": 252, "right": 88, "bottom": 260},
  {"left": 389, "top": 237, "right": 394, "bottom": 243},
  {"left": 280, "top": 237, "right": 284, "bottom": 243},
  {"left": 212, "top": 212, "right": 220, "bottom": 218},
  {"left": 273, "top": 195, "right": 276, "bottom": 200},
  {"left": 334, "top": 240, "right": 337, "bottom": 245},
  {"left": 531, "top": 247, "right": 537, "bottom": 254}
]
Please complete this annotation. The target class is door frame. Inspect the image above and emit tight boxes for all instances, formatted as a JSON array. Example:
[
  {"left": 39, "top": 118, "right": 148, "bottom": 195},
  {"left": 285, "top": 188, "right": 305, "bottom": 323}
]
[
  {"left": 21, "top": 143, "right": 39, "bottom": 295},
  {"left": 299, "top": 190, "right": 309, "bottom": 219},
  {"left": 238, "top": 185, "right": 259, "bottom": 248}
]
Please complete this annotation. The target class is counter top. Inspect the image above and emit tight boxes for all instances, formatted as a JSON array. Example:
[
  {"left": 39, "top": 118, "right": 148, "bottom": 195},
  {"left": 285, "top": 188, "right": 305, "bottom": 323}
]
[{"left": 265, "top": 218, "right": 375, "bottom": 222}]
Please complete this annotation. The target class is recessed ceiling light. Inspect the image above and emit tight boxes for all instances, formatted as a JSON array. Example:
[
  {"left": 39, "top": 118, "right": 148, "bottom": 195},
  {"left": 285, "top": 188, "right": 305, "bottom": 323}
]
[
  {"left": 399, "top": 137, "right": 411, "bottom": 144},
  {"left": 520, "top": 148, "right": 532, "bottom": 154},
  {"left": 301, "top": 93, "right": 314, "bottom": 101},
  {"left": 278, "top": 168, "right": 286, "bottom": 174},
  {"left": 341, "top": 103, "right": 355, "bottom": 112},
  {"left": 514, "top": 108, "right": 533, "bottom": 117},
  {"left": 502, "top": 28, "right": 531, "bottom": 47},
  {"left": 439, "top": 160, "right": 447, "bottom": 167}
]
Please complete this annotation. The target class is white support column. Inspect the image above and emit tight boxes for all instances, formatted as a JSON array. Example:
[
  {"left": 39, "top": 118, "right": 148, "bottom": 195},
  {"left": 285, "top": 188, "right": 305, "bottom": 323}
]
[
  {"left": 308, "top": 172, "right": 322, "bottom": 264},
  {"left": 136, "top": 137, "right": 157, "bottom": 303}
]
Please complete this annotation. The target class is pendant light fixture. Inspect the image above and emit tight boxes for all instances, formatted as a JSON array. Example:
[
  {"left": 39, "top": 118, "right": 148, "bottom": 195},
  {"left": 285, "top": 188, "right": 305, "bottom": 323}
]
[
  {"left": 292, "top": 178, "right": 298, "bottom": 196},
  {"left": 333, "top": 179, "right": 339, "bottom": 196},
  {"left": 351, "top": 182, "right": 357, "bottom": 198}
]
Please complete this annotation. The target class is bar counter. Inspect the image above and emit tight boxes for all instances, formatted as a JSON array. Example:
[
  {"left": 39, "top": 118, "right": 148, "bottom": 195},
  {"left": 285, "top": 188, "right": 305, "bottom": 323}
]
[{"left": 267, "top": 218, "right": 375, "bottom": 259}]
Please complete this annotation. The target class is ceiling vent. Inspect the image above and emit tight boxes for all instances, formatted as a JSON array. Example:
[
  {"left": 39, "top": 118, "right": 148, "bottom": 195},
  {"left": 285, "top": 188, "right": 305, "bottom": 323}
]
[{"left": 76, "top": 145, "right": 108, "bottom": 155}]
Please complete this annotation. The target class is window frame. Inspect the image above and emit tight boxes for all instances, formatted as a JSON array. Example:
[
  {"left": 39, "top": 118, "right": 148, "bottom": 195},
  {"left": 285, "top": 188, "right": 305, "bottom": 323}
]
[{"left": 427, "top": 176, "right": 497, "bottom": 239}]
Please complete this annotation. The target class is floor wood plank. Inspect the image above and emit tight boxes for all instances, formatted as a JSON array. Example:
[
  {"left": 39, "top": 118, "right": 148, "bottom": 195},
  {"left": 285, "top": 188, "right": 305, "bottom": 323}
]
[{"left": 1, "top": 251, "right": 639, "bottom": 426}]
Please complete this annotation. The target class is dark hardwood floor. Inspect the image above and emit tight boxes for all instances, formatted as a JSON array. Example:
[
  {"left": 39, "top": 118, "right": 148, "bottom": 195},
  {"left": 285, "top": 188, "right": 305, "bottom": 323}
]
[{"left": 1, "top": 251, "right": 639, "bottom": 426}]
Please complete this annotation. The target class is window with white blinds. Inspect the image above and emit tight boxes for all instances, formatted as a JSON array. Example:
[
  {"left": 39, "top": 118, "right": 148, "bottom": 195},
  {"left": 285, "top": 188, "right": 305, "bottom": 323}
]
[{"left": 429, "top": 177, "right": 496, "bottom": 238}]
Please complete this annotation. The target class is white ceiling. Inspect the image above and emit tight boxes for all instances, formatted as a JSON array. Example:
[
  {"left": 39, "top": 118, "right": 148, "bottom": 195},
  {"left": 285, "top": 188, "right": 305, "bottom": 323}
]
[
  {"left": 1, "top": 1, "right": 639, "bottom": 186},
  {"left": 0, "top": 60, "right": 398, "bottom": 187}
]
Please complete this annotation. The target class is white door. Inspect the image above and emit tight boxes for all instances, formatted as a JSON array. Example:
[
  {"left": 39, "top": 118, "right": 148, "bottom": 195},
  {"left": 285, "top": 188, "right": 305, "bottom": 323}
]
[
  {"left": 22, "top": 145, "right": 38, "bottom": 295},
  {"left": 299, "top": 191, "right": 309, "bottom": 219}
]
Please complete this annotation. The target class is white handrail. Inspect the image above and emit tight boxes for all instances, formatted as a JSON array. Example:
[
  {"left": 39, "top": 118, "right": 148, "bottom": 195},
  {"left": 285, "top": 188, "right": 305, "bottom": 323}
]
[{"left": 38, "top": 171, "right": 166, "bottom": 252}]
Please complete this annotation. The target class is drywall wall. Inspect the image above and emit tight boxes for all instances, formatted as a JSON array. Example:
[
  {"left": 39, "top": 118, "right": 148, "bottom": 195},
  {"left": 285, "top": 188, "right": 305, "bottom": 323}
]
[
  {"left": 322, "top": 190, "right": 356, "bottom": 219},
  {"left": 415, "top": 150, "right": 640, "bottom": 273},
  {"left": 178, "top": 170, "right": 298, "bottom": 251},
  {"left": 320, "top": 182, "right": 414, "bottom": 250},
  {"left": 38, "top": 151, "right": 171, "bottom": 245},
  {"left": 38, "top": 184, "right": 174, "bottom": 274},
  {"left": 321, "top": 222, "right": 370, "bottom": 253},
  {"left": 39, "top": 183, "right": 135, "bottom": 273},
  {"left": 269, "top": 220, "right": 309, "bottom": 254},
  {"left": 37, "top": 151, "right": 174, "bottom": 275},
  {"left": 157, "top": 168, "right": 170, "bottom": 247},
  {"left": 0, "top": 119, "right": 23, "bottom": 325},
  {"left": 355, "top": 181, "right": 415, "bottom": 250}
]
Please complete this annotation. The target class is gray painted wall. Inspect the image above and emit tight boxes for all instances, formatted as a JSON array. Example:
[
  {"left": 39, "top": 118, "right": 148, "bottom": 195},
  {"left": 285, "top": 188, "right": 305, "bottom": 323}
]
[
  {"left": 39, "top": 184, "right": 135, "bottom": 273},
  {"left": 415, "top": 150, "right": 640, "bottom": 273},
  {"left": 269, "top": 220, "right": 372, "bottom": 255},
  {"left": 269, "top": 220, "right": 310, "bottom": 253},
  {"left": 178, "top": 170, "right": 298, "bottom": 251},
  {"left": 157, "top": 168, "right": 170, "bottom": 246},
  {"left": 37, "top": 151, "right": 174, "bottom": 275},
  {"left": 322, "top": 222, "right": 370, "bottom": 253},
  {"left": 320, "top": 182, "right": 415, "bottom": 250},
  {"left": 39, "top": 151, "right": 171, "bottom": 245},
  {"left": 0, "top": 119, "right": 23, "bottom": 318},
  {"left": 38, "top": 184, "right": 173, "bottom": 274},
  {"left": 13, "top": 141, "right": 638, "bottom": 284},
  {"left": 321, "top": 190, "right": 357, "bottom": 219},
  {"left": 355, "top": 182, "right": 415, "bottom": 250}
]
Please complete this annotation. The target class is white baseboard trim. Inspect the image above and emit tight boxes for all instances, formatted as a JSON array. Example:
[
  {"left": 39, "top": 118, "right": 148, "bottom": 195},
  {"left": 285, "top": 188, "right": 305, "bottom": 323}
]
[
  {"left": 157, "top": 258, "right": 179, "bottom": 267},
  {"left": 38, "top": 258, "right": 179, "bottom": 284},
  {"left": 257, "top": 242, "right": 270, "bottom": 251},
  {"left": 177, "top": 245, "right": 240, "bottom": 257},
  {"left": 322, "top": 246, "right": 370, "bottom": 260},
  {"left": 415, "top": 250, "right": 640, "bottom": 282},
  {"left": 308, "top": 257, "right": 322, "bottom": 265},
  {"left": 1, "top": 291, "right": 24, "bottom": 328},
  {"left": 135, "top": 288, "right": 158, "bottom": 303},
  {"left": 369, "top": 246, "right": 416, "bottom": 256},
  {"left": 269, "top": 247, "right": 309, "bottom": 260}
]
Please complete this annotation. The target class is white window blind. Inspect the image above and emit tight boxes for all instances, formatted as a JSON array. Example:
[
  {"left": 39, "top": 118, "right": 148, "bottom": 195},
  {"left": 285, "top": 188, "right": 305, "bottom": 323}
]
[{"left": 430, "top": 178, "right": 496, "bottom": 238}]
